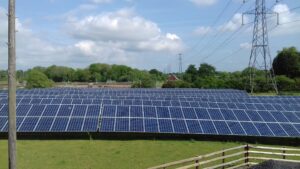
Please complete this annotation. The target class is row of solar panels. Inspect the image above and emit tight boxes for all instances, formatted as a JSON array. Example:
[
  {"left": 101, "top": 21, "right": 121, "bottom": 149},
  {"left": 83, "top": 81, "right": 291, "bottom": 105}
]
[
  {"left": 1, "top": 104, "right": 299, "bottom": 123},
  {"left": 0, "top": 106, "right": 300, "bottom": 137},
  {"left": 0, "top": 116, "right": 299, "bottom": 138},
  {"left": 0, "top": 104, "right": 101, "bottom": 117},
  {"left": 0, "top": 117, "right": 98, "bottom": 132},
  {"left": 1, "top": 96, "right": 299, "bottom": 104},
  {"left": 100, "top": 118, "right": 300, "bottom": 137},
  {"left": 1, "top": 99, "right": 299, "bottom": 112}
]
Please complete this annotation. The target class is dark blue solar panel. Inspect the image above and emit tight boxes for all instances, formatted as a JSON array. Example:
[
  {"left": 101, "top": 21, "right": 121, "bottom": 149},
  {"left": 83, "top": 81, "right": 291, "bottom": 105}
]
[
  {"left": 254, "top": 123, "right": 274, "bottom": 136},
  {"left": 0, "top": 117, "right": 7, "bottom": 131},
  {"left": 72, "top": 99, "right": 82, "bottom": 104},
  {"left": 214, "top": 121, "right": 231, "bottom": 135},
  {"left": 18, "top": 117, "right": 39, "bottom": 132},
  {"left": 116, "top": 106, "right": 129, "bottom": 117},
  {"left": 169, "top": 107, "right": 184, "bottom": 118},
  {"left": 207, "top": 109, "right": 224, "bottom": 120},
  {"left": 57, "top": 105, "right": 73, "bottom": 117},
  {"left": 72, "top": 105, "right": 87, "bottom": 117},
  {"left": 144, "top": 119, "right": 159, "bottom": 132},
  {"left": 42, "top": 105, "right": 59, "bottom": 116},
  {"left": 100, "top": 118, "right": 114, "bottom": 131},
  {"left": 67, "top": 118, "right": 84, "bottom": 131},
  {"left": 158, "top": 119, "right": 173, "bottom": 133},
  {"left": 182, "top": 108, "right": 197, "bottom": 119},
  {"left": 0, "top": 105, "right": 8, "bottom": 116},
  {"left": 270, "top": 111, "right": 289, "bottom": 122},
  {"left": 51, "top": 99, "right": 62, "bottom": 104},
  {"left": 263, "top": 104, "right": 275, "bottom": 111},
  {"left": 208, "top": 102, "right": 218, "bottom": 109},
  {"left": 257, "top": 111, "right": 277, "bottom": 122},
  {"left": 240, "top": 122, "right": 260, "bottom": 136},
  {"left": 86, "top": 105, "right": 101, "bottom": 117},
  {"left": 227, "top": 122, "right": 246, "bottom": 135},
  {"left": 82, "top": 118, "right": 98, "bottom": 131},
  {"left": 27, "top": 105, "right": 45, "bottom": 116},
  {"left": 35, "top": 117, "right": 54, "bottom": 131},
  {"left": 199, "top": 121, "right": 217, "bottom": 134},
  {"left": 16, "top": 105, "right": 31, "bottom": 116},
  {"left": 283, "top": 112, "right": 300, "bottom": 123},
  {"left": 272, "top": 104, "right": 285, "bottom": 111},
  {"left": 246, "top": 110, "right": 263, "bottom": 122},
  {"left": 227, "top": 103, "right": 237, "bottom": 109},
  {"left": 267, "top": 123, "right": 287, "bottom": 137},
  {"left": 115, "top": 118, "right": 129, "bottom": 132},
  {"left": 194, "top": 108, "right": 210, "bottom": 119},
  {"left": 51, "top": 118, "right": 69, "bottom": 131},
  {"left": 233, "top": 110, "right": 251, "bottom": 121},
  {"left": 41, "top": 99, "right": 52, "bottom": 104},
  {"left": 102, "top": 106, "right": 116, "bottom": 117},
  {"left": 130, "top": 118, "right": 144, "bottom": 132},
  {"left": 186, "top": 120, "right": 202, "bottom": 134},
  {"left": 220, "top": 109, "right": 237, "bottom": 121},
  {"left": 156, "top": 107, "right": 170, "bottom": 118},
  {"left": 82, "top": 99, "right": 93, "bottom": 104},
  {"left": 280, "top": 124, "right": 300, "bottom": 136},
  {"left": 130, "top": 106, "right": 143, "bottom": 117},
  {"left": 172, "top": 120, "right": 188, "bottom": 133},
  {"left": 143, "top": 106, "right": 156, "bottom": 118}
]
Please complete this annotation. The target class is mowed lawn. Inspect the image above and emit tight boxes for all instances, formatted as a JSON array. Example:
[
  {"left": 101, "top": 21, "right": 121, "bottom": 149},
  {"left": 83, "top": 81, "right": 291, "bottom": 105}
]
[{"left": 0, "top": 140, "right": 244, "bottom": 169}]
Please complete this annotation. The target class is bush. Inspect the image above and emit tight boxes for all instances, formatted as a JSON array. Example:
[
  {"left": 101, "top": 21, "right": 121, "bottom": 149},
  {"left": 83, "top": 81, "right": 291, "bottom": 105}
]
[
  {"left": 26, "top": 70, "right": 54, "bottom": 89},
  {"left": 132, "top": 76, "right": 156, "bottom": 88},
  {"left": 162, "top": 80, "right": 192, "bottom": 88},
  {"left": 276, "top": 75, "right": 295, "bottom": 91}
]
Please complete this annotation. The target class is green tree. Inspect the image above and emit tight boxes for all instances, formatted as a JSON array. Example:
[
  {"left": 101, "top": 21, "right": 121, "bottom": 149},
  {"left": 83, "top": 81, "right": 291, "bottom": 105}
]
[
  {"left": 89, "top": 63, "right": 110, "bottom": 82},
  {"left": 75, "top": 69, "right": 91, "bottom": 82},
  {"left": 45, "top": 65, "right": 75, "bottom": 82},
  {"left": 198, "top": 63, "right": 216, "bottom": 77},
  {"left": 273, "top": 47, "right": 300, "bottom": 78},
  {"left": 276, "top": 75, "right": 295, "bottom": 91},
  {"left": 184, "top": 65, "right": 198, "bottom": 82},
  {"left": 26, "top": 70, "right": 53, "bottom": 89},
  {"left": 132, "top": 75, "right": 155, "bottom": 88}
]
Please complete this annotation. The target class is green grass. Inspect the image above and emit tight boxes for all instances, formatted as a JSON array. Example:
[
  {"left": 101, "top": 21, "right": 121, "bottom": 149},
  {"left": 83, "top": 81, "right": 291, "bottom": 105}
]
[{"left": 0, "top": 140, "right": 245, "bottom": 169}]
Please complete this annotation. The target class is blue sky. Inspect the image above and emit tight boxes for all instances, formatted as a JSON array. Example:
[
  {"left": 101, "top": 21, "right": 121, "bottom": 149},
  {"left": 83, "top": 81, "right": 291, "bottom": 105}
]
[{"left": 0, "top": 0, "right": 299, "bottom": 72}]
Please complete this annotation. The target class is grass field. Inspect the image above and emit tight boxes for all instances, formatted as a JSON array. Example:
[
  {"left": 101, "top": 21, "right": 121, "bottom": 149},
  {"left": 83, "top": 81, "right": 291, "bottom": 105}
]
[{"left": 0, "top": 140, "right": 246, "bottom": 169}]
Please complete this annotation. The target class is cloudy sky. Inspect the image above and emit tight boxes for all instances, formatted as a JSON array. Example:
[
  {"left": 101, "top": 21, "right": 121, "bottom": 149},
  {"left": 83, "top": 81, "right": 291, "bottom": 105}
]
[{"left": 0, "top": 0, "right": 299, "bottom": 72}]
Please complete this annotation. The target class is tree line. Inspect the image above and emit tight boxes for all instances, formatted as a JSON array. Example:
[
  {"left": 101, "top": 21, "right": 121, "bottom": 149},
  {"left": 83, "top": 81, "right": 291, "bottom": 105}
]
[
  {"left": 0, "top": 64, "right": 166, "bottom": 88},
  {"left": 0, "top": 47, "right": 299, "bottom": 92},
  {"left": 163, "top": 47, "right": 300, "bottom": 93}
]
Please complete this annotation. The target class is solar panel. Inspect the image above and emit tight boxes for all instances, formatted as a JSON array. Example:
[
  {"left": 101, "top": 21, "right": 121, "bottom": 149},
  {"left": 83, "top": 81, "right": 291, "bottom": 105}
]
[{"left": 0, "top": 88, "right": 299, "bottom": 138}]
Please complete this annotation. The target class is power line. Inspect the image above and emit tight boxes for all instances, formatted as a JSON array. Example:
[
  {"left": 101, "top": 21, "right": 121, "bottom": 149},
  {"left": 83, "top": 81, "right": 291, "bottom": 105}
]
[
  {"left": 185, "top": 0, "right": 235, "bottom": 56},
  {"left": 185, "top": 2, "right": 247, "bottom": 62}
]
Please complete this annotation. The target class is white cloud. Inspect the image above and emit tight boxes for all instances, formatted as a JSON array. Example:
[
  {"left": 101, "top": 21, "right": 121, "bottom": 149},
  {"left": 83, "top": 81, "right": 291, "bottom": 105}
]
[
  {"left": 91, "top": 0, "right": 113, "bottom": 4},
  {"left": 66, "top": 8, "right": 184, "bottom": 53},
  {"left": 219, "top": 13, "right": 247, "bottom": 32},
  {"left": 270, "top": 3, "right": 300, "bottom": 36},
  {"left": 240, "top": 42, "right": 251, "bottom": 50},
  {"left": 193, "top": 26, "right": 212, "bottom": 35},
  {"left": 0, "top": 7, "right": 184, "bottom": 69},
  {"left": 190, "top": 0, "right": 217, "bottom": 6}
]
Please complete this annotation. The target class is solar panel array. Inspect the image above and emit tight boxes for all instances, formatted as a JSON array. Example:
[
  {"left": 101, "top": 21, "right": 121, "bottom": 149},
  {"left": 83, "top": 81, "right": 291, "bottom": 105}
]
[{"left": 0, "top": 88, "right": 299, "bottom": 138}]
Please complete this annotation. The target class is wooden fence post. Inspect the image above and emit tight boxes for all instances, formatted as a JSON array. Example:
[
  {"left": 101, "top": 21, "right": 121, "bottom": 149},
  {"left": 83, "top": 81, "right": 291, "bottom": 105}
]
[
  {"left": 222, "top": 151, "right": 225, "bottom": 169},
  {"left": 283, "top": 147, "right": 286, "bottom": 159},
  {"left": 195, "top": 160, "right": 199, "bottom": 169},
  {"left": 244, "top": 144, "right": 249, "bottom": 165}
]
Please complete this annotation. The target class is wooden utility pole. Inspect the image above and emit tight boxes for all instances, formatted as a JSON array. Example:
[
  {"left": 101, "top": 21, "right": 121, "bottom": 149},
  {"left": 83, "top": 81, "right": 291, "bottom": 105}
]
[{"left": 8, "top": 0, "right": 17, "bottom": 168}]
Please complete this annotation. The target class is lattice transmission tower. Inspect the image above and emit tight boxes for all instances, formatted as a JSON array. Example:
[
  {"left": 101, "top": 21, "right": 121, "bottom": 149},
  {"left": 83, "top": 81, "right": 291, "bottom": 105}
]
[{"left": 244, "top": 0, "right": 279, "bottom": 94}]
